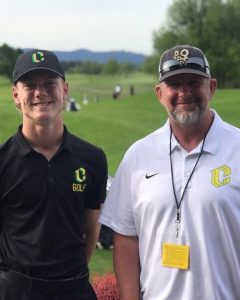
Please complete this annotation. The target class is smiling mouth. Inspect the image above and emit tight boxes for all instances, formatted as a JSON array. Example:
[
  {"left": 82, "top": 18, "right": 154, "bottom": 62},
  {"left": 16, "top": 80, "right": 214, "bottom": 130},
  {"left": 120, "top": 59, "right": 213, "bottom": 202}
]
[
  {"left": 33, "top": 102, "right": 52, "bottom": 106},
  {"left": 176, "top": 102, "right": 196, "bottom": 107}
]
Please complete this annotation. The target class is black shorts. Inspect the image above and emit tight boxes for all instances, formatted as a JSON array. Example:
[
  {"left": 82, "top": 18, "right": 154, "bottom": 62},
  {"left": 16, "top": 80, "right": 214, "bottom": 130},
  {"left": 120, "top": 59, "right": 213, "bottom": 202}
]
[{"left": 0, "top": 270, "right": 97, "bottom": 300}]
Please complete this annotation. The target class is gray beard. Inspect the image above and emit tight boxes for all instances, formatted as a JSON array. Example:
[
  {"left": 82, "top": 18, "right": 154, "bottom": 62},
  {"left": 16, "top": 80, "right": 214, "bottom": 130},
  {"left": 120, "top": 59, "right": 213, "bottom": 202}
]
[{"left": 171, "top": 106, "right": 202, "bottom": 126}]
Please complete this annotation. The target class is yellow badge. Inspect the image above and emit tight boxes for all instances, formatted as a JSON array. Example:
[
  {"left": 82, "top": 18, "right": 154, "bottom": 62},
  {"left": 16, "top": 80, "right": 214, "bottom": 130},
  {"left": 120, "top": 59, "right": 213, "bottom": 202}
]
[{"left": 162, "top": 242, "right": 190, "bottom": 270}]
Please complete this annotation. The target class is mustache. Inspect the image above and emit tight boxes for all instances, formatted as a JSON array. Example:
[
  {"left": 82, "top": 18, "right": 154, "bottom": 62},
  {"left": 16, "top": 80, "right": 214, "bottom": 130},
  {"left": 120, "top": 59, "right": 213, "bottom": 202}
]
[{"left": 174, "top": 97, "right": 197, "bottom": 105}]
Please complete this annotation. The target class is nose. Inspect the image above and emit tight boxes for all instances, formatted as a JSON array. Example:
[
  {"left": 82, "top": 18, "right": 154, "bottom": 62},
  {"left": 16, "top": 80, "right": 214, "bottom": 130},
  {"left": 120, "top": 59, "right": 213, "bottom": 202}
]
[
  {"left": 35, "top": 84, "right": 48, "bottom": 97},
  {"left": 177, "top": 83, "right": 192, "bottom": 97}
]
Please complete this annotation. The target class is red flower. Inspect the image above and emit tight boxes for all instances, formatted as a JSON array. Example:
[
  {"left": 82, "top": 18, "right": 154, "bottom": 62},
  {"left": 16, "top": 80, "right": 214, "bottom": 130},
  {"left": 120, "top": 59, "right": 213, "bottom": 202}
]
[{"left": 92, "top": 273, "right": 120, "bottom": 300}]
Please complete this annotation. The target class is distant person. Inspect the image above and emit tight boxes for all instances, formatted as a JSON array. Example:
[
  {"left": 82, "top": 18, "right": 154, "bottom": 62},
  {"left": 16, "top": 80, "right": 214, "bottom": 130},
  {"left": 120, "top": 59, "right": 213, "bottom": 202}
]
[
  {"left": 112, "top": 85, "right": 121, "bottom": 100},
  {"left": 66, "top": 97, "right": 80, "bottom": 111},
  {"left": 96, "top": 225, "right": 114, "bottom": 250},
  {"left": 112, "top": 92, "right": 118, "bottom": 100},
  {"left": 0, "top": 49, "right": 108, "bottom": 300},
  {"left": 94, "top": 96, "right": 100, "bottom": 103},
  {"left": 100, "top": 45, "right": 240, "bottom": 299},
  {"left": 130, "top": 85, "right": 134, "bottom": 96},
  {"left": 82, "top": 94, "right": 89, "bottom": 105}
]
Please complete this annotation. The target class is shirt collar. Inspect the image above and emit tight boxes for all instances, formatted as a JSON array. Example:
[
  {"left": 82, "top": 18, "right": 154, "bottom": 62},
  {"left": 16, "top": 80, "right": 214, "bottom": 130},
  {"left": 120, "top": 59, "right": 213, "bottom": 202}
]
[
  {"left": 13, "top": 125, "right": 70, "bottom": 157},
  {"left": 163, "top": 109, "right": 224, "bottom": 155},
  {"left": 59, "top": 125, "right": 71, "bottom": 152},
  {"left": 13, "top": 125, "right": 32, "bottom": 156},
  {"left": 203, "top": 110, "right": 224, "bottom": 155}
]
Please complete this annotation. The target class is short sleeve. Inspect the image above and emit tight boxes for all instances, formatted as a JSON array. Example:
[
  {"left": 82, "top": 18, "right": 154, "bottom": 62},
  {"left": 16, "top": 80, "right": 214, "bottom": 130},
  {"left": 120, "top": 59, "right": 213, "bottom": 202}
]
[
  {"left": 99, "top": 148, "right": 137, "bottom": 236},
  {"left": 85, "top": 149, "right": 108, "bottom": 209}
]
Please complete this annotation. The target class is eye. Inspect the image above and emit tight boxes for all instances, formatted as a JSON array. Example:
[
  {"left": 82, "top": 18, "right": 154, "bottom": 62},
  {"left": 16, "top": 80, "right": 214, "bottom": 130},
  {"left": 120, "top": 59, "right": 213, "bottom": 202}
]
[
  {"left": 164, "top": 77, "right": 181, "bottom": 88},
  {"left": 167, "top": 81, "right": 180, "bottom": 88},
  {"left": 23, "top": 82, "right": 35, "bottom": 89},
  {"left": 47, "top": 80, "right": 56, "bottom": 85},
  {"left": 45, "top": 79, "right": 58, "bottom": 87},
  {"left": 189, "top": 79, "right": 203, "bottom": 87}
]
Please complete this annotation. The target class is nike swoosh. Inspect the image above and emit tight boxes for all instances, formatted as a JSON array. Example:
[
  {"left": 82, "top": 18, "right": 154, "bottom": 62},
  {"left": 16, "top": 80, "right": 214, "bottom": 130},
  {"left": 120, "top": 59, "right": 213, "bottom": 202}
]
[{"left": 145, "top": 173, "right": 159, "bottom": 179}]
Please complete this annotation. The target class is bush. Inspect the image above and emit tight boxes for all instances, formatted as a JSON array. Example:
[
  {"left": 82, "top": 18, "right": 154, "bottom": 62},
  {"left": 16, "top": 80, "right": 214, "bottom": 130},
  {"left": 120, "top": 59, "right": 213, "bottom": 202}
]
[{"left": 92, "top": 273, "right": 120, "bottom": 300}]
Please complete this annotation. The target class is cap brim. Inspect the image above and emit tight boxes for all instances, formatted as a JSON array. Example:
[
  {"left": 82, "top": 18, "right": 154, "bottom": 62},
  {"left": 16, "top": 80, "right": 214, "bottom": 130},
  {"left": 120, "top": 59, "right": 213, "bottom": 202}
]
[
  {"left": 159, "top": 69, "right": 210, "bottom": 82},
  {"left": 14, "top": 67, "right": 65, "bottom": 83}
]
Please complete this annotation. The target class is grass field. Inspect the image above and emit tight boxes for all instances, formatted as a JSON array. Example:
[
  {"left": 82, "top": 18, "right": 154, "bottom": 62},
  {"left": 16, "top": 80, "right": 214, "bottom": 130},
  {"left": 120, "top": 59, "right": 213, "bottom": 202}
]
[
  {"left": 1, "top": 73, "right": 240, "bottom": 276},
  {"left": 2, "top": 73, "right": 240, "bottom": 175},
  {"left": 89, "top": 248, "right": 114, "bottom": 276}
]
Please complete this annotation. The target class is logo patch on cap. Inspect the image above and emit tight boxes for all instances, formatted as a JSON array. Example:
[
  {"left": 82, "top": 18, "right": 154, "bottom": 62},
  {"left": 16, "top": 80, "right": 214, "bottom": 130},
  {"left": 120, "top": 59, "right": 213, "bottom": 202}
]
[
  {"left": 158, "top": 45, "right": 211, "bottom": 82},
  {"left": 32, "top": 51, "right": 44, "bottom": 64},
  {"left": 173, "top": 49, "right": 189, "bottom": 66}
]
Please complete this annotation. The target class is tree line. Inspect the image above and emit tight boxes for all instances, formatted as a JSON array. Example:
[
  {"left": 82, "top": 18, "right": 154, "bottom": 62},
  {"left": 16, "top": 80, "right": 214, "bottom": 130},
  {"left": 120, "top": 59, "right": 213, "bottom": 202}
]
[
  {"left": 61, "top": 60, "right": 139, "bottom": 75},
  {"left": 0, "top": 44, "right": 140, "bottom": 81}
]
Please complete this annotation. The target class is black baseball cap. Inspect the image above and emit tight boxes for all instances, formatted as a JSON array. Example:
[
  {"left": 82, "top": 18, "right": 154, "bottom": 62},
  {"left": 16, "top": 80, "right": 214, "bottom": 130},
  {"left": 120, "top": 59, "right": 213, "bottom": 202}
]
[
  {"left": 158, "top": 45, "right": 211, "bottom": 82},
  {"left": 13, "top": 49, "right": 65, "bottom": 83}
]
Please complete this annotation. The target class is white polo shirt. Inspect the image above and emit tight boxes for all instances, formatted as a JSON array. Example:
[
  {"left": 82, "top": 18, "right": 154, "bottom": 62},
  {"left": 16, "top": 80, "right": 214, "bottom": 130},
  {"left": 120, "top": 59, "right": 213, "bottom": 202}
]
[{"left": 99, "top": 111, "right": 240, "bottom": 300}]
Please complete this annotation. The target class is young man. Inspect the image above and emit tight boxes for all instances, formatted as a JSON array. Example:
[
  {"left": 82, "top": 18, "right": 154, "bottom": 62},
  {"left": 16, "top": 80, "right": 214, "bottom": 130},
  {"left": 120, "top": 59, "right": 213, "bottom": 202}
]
[
  {"left": 100, "top": 45, "right": 240, "bottom": 299},
  {"left": 0, "top": 49, "right": 107, "bottom": 299}
]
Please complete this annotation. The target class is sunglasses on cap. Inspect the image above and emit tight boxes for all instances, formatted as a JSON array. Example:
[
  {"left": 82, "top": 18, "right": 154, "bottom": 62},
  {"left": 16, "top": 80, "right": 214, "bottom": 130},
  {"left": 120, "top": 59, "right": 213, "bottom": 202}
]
[{"left": 159, "top": 57, "right": 211, "bottom": 78}]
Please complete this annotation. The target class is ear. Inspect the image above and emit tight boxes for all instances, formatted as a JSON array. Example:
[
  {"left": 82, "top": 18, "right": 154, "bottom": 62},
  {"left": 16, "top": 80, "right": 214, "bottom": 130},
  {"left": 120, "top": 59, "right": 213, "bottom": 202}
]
[
  {"left": 63, "top": 82, "right": 69, "bottom": 100},
  {"left": 155, "top": 84, "right": 163, "bottom": 104},
  {"left": 12, "top": 85, "right": 21, "bottom": 110},
  {"left": 209, "top": 78, "right": 217, "bottom": 98}
]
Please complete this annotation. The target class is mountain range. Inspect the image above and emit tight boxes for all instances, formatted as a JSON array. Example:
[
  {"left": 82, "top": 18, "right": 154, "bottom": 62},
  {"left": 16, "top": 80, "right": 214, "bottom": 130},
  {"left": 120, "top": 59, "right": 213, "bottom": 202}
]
[{"left": 54, "top": 49, "right": 147, "bottom": 65}]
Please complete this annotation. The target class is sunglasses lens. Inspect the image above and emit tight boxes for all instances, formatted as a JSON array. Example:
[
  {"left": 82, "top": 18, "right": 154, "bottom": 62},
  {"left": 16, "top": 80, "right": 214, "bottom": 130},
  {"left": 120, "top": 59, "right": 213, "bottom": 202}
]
[{"left": 160, "top": 57, "right": 209, "bottom": 77}]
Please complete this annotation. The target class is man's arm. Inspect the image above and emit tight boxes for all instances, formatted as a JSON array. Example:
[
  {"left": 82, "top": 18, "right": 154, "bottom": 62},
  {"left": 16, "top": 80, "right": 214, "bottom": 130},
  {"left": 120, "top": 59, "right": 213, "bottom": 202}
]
[
  {"left": 113, "top": 233, "right": 141, "bottom": 300},
  {"left": 84, "top": 208, "right": 101, "bottom": 263}
]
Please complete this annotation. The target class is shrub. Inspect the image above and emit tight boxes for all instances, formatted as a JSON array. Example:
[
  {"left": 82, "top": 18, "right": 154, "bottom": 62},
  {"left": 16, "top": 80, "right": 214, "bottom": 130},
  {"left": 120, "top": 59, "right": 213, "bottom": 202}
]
[{"left": 92, "top": 273, "right": 120, "bottom": 300}]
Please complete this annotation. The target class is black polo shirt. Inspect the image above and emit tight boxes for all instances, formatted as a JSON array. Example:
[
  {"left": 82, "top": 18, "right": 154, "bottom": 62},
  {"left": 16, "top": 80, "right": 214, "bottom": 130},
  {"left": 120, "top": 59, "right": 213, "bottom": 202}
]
[{"left": 0, "top": 126, "right": 107, "bottom": 279}]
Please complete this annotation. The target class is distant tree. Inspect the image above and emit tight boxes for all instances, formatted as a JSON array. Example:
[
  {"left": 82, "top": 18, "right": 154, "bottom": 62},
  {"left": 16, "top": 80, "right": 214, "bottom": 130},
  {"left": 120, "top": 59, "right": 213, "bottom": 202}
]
[
  {"left": 119, "top": 62, "right": 138, "bottom": 74},
  {"left": 142, "top": 55, "right": 159, "bottom": 75},
  {"left": 102, "top": 59, "right": 119, "bottom": 75},
  {"left": 61, "top": 60, "right": 102, "bottom": 75},
  {"left": 0, "top": 44, "right": 23, "bottom": 81},
  {"left": 62, "top": 60, "right": 137, "bottom": 76},
  {"left": 201, "top": 0, "right": 240, "bottom": 87},
  {"left": 79, "top": 61, "right": 102, "bottom": 74},
  {"left": 148, "top": 0, "right": 240, "bottom": 87},
  {"left": 61, "top": 61, "right": 82, "bottom": 72}
]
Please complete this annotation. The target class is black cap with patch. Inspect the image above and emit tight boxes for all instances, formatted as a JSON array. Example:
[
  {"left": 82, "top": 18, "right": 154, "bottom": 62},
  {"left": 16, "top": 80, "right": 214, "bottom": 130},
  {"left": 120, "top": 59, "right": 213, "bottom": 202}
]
[
  {"left": 13, "top": 49, "right": 65, "bottom": 83},
  {"left": 158, "top": 45, "right": 211, "bottom": 82}
]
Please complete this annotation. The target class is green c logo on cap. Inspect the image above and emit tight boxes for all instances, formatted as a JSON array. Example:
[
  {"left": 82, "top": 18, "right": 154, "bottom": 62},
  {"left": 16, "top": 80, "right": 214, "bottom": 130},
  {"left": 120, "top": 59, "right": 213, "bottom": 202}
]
[{"left": 32, "top": 51, "right": 44, "bottom": 63}]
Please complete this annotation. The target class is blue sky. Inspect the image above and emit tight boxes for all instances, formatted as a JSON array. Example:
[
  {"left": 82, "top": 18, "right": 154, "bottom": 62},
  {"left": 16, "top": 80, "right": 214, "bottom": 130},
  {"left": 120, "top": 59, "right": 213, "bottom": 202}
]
[{"left": 0, "top": 0, "right": 173, "bottom": 55}]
